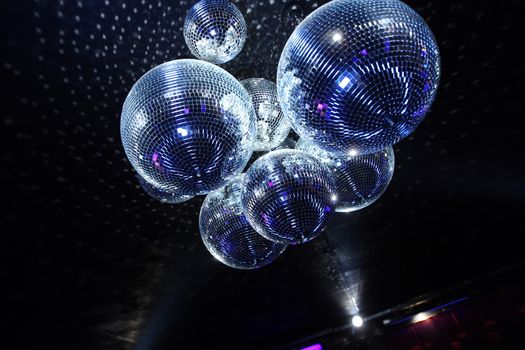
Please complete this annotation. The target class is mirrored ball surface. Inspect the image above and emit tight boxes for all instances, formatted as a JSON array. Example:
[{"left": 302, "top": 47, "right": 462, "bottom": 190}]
[
  {"left": 200, "top": 174, "right": 287, "bottom": 269},
  {"left": 277, "top": 0, "right": 440, "bottom": 155},
  {"left": 137, "top": 175, "right": 193, "bottom": 204},
  {"left": 296, "top": 139, "right": 394, "bottom": 212},
  {"left": 241, "top": 149, "right": 337, "bottom": 244},
  {"left": 274, "top": 137, "right": 296, "bottom": 150},
  {"left": 184, "top": 0, "right": 247, "bottom": 64},
  {"left": 121, "top": 59, "right": 256, "bottom": 196},
  {"left": 241, "top": 78, "right": 291, "bottom": 151}
]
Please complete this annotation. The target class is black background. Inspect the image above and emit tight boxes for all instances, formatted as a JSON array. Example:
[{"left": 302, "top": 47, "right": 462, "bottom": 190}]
[{"left": 1, "top": 0, "right": 524, "bottom": 349}]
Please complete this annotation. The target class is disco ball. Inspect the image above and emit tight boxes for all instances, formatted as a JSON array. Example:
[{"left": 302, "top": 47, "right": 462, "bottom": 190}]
[
  {"left": 137, "top": 175, "right": 193, "bottom": 204},
  {"left": 184, "top": 0, "right": 247, "bottom": 64},
  {"left": 296, "top": 139, "right": 394, "bottom": 212},
  {"left": 240, "top": 78, "right": 291, "bottom": 151},
  {"left": 241, "top": 149, "right": 337, "bottom": 244},
  {"left": 121, "top": 59, "right": 256, "bottom": 196},
  {"left": 277, "top": 0, "right": 440, "bottom": 155},
  {"left": 200, "top": 174, "right": 287, "bottom": 269}
]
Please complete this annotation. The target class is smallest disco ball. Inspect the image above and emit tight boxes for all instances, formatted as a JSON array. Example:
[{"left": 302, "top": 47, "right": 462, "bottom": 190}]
[
  {"left": 200, "top": 174, "right": 287, "bottom": 269},
  {"left": 296, "top": 139, "right": 394, "bottom": 212},
  {"left": 241, "top": 78, "right": 291, "bottom": 151},
  {"left": 184, "top": 0, "right": 247, "bottom": 64},
  {"left": 137, "top": 175, "right": 193, "bottom": 204}
]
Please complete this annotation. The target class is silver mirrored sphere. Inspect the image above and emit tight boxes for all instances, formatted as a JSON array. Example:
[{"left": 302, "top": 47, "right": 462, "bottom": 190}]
[
  {"left": 121, "top": 59, "right": 256, "bottom": 196},
  {"left": 240, "top": 78, "right": 291, "bottom": 151},
  {"left": 277, "top": 0, "right": 440, "bottom": 155},
  {"left": 241, "top": 149, "right": 337, "bottom": 244},
  {"left": 296, "top": 139, "right": 394, "bottom": 212},
  {"left": 184, "top": 0, "right": 247, "bottom": 64},
  {"left": 137, "top": 175, "right": 193, "bottom": 204},
  {"left": 200, "top": 174, "right": 287, "bottom": 269}
]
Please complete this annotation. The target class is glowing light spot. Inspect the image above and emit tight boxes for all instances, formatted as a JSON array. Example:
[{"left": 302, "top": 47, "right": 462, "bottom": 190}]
[
  {"left": 352, "top": 315, "right": 364, "bottom": 328},
  {"left": 332, "top": 32, "right": 342, "bottom": 42},
  {"left": 349, "top": 149, "right": 358, "bottom": 156},
  {"left": 338, "top": 76, "right": 351, "bottom": 89},
  {"left": 177, "top": 127, "right": 188, "bottom": 137},
  {"left": 413, "top": 312, "right": 432, "bottom": 323}
]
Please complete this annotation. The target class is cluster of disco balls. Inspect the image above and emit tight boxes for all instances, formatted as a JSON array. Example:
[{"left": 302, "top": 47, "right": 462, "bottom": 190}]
[{"left": 120, "top": 0, "right": 440, "bottom": 269}]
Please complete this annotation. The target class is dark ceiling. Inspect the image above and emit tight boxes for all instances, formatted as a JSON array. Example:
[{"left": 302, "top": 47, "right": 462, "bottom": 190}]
[{"left": 2, "top": 0, "right": 524, "bottom": 349}]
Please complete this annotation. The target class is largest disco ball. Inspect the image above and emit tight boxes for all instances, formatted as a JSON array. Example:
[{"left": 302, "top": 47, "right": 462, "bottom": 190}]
[
  {"left": 277, "top": 0, "right": 440, "bottom": 155},
  {"left": 241, "top": 149, "right": 337, "bottom": 244},
  {"left": 121, "top": 59, "right": 256, "bottom": 196},
  {"left": 200, "top": 174, "right": 287, "bottom": 269},
  {"left": 184, "top": 0, "right": 247, "bottom": 64}
]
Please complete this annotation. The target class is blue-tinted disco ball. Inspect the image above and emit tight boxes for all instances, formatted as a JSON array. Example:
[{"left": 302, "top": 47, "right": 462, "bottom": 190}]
[
  {"left": 241, "top": 149, "right": 337, "bottom": 244},
  {"left": 277, "top": 0, "right": 440, "bottom": 155},
  {"left": 200, "top": 174, "right": 287, "bottom": 269},
  {"left": 137, "top": 175, "right": 193, "bottom": 204},
  {"left": 240, "top": 78, "right": 291, "bottom": 151},
  {"left": 296, "top": 139, "right": 394, "bottom": 212},
  {"left": 184, "top": 0, "right": 247, "bottom": 64},
  {"left": 121, "top": 59, "right": 256, "bottom": 196}
]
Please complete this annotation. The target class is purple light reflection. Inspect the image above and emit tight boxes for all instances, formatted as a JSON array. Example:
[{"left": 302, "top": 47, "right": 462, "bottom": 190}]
[
  {"left": 300, "top": 344, "right": 322, "bottom": 350},
  {"left": 152, "top": 151, "right": 162, "bottom": 169}
]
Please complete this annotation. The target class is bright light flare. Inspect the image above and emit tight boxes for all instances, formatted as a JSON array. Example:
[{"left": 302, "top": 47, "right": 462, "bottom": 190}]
[
  {"left": 332, "top": 32, "right": 343, "bottom": 42},
  {"left": 352, "top": 315, "right": 364, "bottom": 328},
  {"left": 413, "top": 312, "right": 432, "bottom": 323}
]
